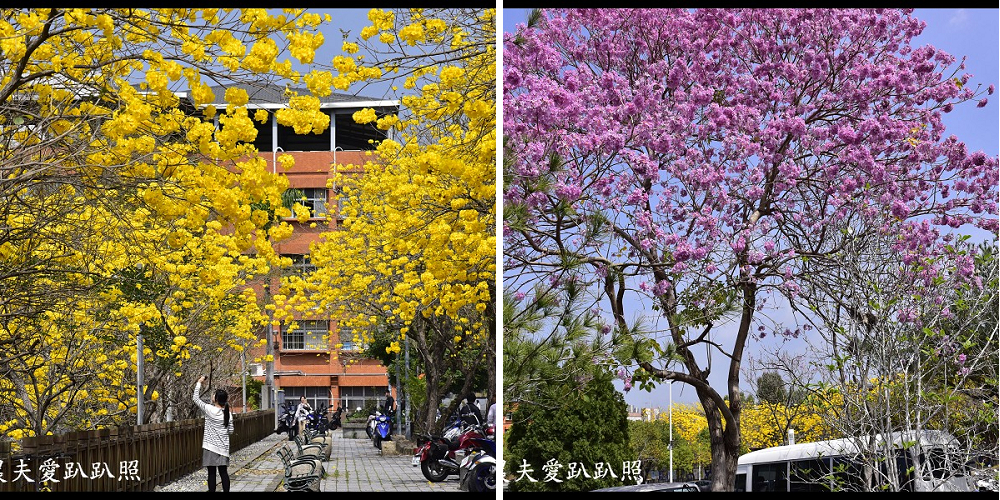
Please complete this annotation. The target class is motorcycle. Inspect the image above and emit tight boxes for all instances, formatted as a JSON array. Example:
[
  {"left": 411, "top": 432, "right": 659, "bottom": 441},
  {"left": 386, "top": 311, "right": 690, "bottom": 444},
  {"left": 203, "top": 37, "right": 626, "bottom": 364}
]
[
  {"left": 457, "top": 424, "right": 496, "bottom": 492},
  {"left": 372, "top": 410, "right": 392, "bottom": 451},
  {"left": 328, "top": 406, "right": 343, "bottom": 431},
  {"left": 412, "top": 415, "right": 467, "bottom": 482},
  {"left": 273, "top": 401, "right": 299, "bottom": 441},
  {"left": 306, "top": 403, "right": 330, "bottom": 434}
]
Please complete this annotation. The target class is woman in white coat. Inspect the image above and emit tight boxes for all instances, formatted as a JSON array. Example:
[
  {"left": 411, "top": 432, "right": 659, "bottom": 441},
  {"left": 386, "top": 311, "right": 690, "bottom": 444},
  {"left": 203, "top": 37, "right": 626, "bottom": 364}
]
[{"left": 194, "top": 375, "right": 235, "bottom": 492}]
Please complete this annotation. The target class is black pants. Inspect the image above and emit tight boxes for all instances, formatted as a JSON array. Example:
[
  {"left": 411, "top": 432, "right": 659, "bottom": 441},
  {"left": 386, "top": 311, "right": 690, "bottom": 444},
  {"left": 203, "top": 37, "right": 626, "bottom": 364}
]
[{"left": 207, "top": 465, "right": 230, "bottom": 492}]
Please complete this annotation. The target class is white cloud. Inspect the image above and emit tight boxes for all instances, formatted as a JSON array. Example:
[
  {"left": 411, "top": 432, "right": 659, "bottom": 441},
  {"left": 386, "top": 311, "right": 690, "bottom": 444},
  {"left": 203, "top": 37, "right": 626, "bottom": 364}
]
[{"left": 948, "top": 9, "right": 969, "bottom": 28}]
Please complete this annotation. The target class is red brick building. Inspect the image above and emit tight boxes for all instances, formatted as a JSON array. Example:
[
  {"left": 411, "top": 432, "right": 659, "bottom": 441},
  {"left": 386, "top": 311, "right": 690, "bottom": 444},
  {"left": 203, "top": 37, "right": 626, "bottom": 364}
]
[{"left": 210, "top": 83, "right": 400, "bottom": 415}]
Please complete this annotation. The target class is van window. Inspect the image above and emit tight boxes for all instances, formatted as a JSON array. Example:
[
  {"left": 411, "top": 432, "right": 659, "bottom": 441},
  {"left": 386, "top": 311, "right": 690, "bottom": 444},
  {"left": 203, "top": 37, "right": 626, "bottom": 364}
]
[
  {"left": 894, "top": 449, "right": 915, "bottom": 491},
  {"left": 751, "top": 462, "right": 787, "bottom": 492},
  {"left": 831, "top": 456, "right": 865, "bottom": 492},
  {"left": 921, "top": 448, "right": 950, "bottom": 480},
  {"left": 791, "top": 458, "right": 831, "bottom": 492},
  {"left": 734, "top": 473, "right": 746, "bottom": 492}
]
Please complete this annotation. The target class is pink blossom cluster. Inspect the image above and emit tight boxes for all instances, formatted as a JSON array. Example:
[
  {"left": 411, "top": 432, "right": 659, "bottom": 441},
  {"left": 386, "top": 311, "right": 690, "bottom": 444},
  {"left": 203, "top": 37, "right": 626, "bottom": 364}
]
[
  {"left": 504, "top": 9, "right": 997, "bottom": 313},
  {"left": 616, "top": 367, "right": 633, "bottom": 392}
]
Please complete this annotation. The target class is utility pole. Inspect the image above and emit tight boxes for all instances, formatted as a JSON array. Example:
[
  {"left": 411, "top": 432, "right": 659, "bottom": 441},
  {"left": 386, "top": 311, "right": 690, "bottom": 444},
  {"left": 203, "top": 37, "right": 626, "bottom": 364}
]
[
  {"left": 137, "top": 331, "right": 144, "bottom": 426},
  {"left": 404, "top": 336, "right": 410, "bottom": 438},
  {"left": 135, "top": 262, "right": 146, "bottom": 426},
  {"left": 241, "top": 342, "right": 247, "bottom": 413},
  {"left": 395, "top": 349, "right": 402, "bottom": 436}
]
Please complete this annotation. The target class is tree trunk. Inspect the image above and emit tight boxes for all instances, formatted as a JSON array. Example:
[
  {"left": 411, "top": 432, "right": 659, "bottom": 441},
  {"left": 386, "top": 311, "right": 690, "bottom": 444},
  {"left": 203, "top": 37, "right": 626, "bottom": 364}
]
[{"left": 699, "top": 384, "right": 742, "bottom": 491}]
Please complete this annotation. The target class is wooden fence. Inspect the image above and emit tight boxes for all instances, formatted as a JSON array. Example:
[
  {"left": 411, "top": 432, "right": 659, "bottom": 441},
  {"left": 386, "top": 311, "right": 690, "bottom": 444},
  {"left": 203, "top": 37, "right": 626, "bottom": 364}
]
[{"left": 0, "top": 409, "right": 274, "bottom": 492}]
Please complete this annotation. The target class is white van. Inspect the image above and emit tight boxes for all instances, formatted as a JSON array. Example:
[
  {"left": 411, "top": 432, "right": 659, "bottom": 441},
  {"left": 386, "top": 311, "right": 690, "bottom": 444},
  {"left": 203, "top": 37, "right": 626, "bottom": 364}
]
[{"left": 734, "top": 430, "right": 977, "bottom": 492}]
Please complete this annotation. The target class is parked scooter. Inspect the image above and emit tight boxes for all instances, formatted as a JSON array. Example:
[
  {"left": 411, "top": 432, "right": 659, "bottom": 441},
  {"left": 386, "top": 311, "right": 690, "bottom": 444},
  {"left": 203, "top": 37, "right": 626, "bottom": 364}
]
[
  {"left": 411, "top": 420, "right": 481, "bottom": 483},
  {"left": 273, "top": 401, "right": 299, "bottom": 441},
  {"left": 328, "top": 406, "right": 344, "bottom": 431},
  {"left": 372, "top": 410, "right": 392, "bottom": 451},
  {"left": 457, "top": 425, "right": 496, "bottom": 492},
  {"left": 365, "top": 409, "right": 378, "bottom": 440},
  {"left": 306, "top": 403, "right": 330, "bottom": 434}
]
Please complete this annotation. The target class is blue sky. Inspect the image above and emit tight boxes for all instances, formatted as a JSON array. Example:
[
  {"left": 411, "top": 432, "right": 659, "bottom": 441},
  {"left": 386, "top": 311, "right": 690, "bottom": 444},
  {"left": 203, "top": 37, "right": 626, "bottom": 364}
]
[
  {"left": 500, "top": 8, "right": 1000, "bottom": 410},
  {"left": 295, "top": 9, "right": 395, "bottom": 99},
  {"left": 307, "top": 8, "right": 998, "bottom": 411}
]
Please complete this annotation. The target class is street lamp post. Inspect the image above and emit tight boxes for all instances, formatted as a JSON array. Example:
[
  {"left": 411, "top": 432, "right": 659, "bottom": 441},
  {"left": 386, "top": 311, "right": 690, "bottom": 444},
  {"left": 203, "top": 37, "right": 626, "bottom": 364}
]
[
  {"left": 332, "top": 147, "right": 343, "bottom": 220},
  {"left": 669, "top": 380, "right": 673, "bottom": 483},
  {"left": 267, "top": 142, "right": 282, "bottom": 425},
  {"left": 395, "top": 350, "right": 402, "bottom": 437},
  {"left": 264, "top": 283, "right": 276, "bottom": 424}
]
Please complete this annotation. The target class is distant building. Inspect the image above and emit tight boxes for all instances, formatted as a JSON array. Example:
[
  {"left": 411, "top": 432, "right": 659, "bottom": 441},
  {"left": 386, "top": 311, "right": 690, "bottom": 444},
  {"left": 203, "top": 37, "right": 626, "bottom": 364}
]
[
  {"left": 208, "top": 82, "right": 401, "bottom": 414},
  {"left": 628, "top": 404, "right": 643, "bottom": 421}
]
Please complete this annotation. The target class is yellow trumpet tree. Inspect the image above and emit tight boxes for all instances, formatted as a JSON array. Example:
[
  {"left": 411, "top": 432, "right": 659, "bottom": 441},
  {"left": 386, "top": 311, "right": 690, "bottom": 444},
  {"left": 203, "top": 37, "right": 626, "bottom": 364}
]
[
  {"left": 274, "top": 8, "right": 496, "bottom": 433},
  {"left": 0, "top": 8, "right": 337, "bottom": 440},
  {"left": 654, "top": 397, "right": 837, "bottom": 468}
]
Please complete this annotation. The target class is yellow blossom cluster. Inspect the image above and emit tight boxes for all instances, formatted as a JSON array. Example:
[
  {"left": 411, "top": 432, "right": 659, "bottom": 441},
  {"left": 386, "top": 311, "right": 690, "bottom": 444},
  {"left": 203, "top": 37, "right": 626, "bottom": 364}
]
[
  {"left": 738, "top": 401, "right": 836, "bottom": 450},
  {"left": 656, "top": 397, "right": 840, "bottom": 453},
  {"left": 274, "top": 9, "right": 495, "bottom": 360},
  {"left": 275, "top": 93, "right": 330, "bottom": 135},
  {"left": 0, "top": 8, "right": 333, "bottom": 441}
]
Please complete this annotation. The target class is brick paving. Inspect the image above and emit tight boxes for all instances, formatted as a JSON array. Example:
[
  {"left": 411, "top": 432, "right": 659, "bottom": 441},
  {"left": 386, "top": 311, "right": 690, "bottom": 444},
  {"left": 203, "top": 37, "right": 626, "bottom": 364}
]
[{"left": 154, "top": 429, "right": 468, "bottom": 492}]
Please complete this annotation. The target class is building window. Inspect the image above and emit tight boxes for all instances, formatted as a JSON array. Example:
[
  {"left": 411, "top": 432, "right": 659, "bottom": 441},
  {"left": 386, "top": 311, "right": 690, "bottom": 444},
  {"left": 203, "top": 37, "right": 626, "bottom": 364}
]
[
  {"left": 299, "top": 188, "right": 328, "bottom": 218},
  {"left": 339, "top": 386, "right": 385, "bottom": 413},
  {"left": 250, "top": 110, "right": 272, "bottom": 152},
  {"left": 334, "top": 110, "right": 392, "bottom": 150},
  {"left": 281, "top": 320, "right": 329, "bottom": 351},
  {"left": 339, "top": 327, "right": 356, "bottom": 351},
  {"left": 280, "top": 387, "right": 330, "bottom": 413},
  {"left": 334, "top": 187, "right": 347, "bottom": 219},
  {"left": 284, "top": 254, "right": 317, "bottom": 276}
]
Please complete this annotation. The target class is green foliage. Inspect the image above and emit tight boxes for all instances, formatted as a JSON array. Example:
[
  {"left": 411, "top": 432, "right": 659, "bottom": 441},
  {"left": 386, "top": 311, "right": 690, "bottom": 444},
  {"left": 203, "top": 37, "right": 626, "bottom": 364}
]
[
  {"left": 346, "top": 398, "right": 378, "bottom": 423},
  {"left": 245, "top": 377, "right": 263, "bottom": 410},
  {"left": 363, "top": 316, "right": 487, "bottom": 399},
  {"left": 247, "top": 187, "right": 303, "bottom": 233},
  {"left": 280, "top": 188, "right": 305, "bottom": 211},
  {"left": 404, "top": 373, "right": 427, "bottom": 423},
  {"left": 936, "top": 239, "right": 999, "bottom": 450},
  {"left": 756, "top": 371, "right": 787, "bottom": 405},
  {"left": 628, "top": 420, "right": 699, "bottom": 481},
  {"left": 506, "top": 369, "right": 633, "bottom": 492},
  {"left": 527, "top": 8, "right": 543, "bottom": 28},
  {"left": 361, "top": 322, "right": 397, "bottom": 368},
  {"left": 503, "top": 282, "right": 610, "bottom": 407}
]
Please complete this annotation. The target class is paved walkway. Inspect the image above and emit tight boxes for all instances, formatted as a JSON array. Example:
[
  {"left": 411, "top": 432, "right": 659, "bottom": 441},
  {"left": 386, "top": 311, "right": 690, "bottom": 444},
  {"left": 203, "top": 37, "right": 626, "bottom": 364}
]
[{"left": 154, "top": 430, "right": 466, "bottom": 492}]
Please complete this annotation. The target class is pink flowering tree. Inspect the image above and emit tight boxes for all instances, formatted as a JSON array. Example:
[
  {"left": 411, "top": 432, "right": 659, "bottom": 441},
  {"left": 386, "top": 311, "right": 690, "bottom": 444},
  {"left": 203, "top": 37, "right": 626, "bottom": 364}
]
[{"left": 503, "top": 8, "right": 997, "bottom": 491}]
